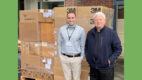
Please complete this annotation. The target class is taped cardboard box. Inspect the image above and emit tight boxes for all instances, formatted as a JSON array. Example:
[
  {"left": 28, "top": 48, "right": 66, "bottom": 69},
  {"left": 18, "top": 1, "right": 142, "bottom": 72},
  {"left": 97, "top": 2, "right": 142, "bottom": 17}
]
[
  {"left": 19, "top": 22, "right": 41, "bottom": 42},
  {"left": 81, "top": 59, "right": 90, "bottom": 80},
  {"left": 54, "top": 7, "right": 78, "bottom": 18},
  {"left": 77, "top": 6, "right": 114, "bottom": 29},
  {"left": 20, "top": 10, "right": 39, "bottom": 22},
  {"left": 39, "top": 12, "right": 53, "bottom": 23},
  {"left": 54, "top": 56, "right": 65, "bottom": 80},
  {"left": 80, "top": 70, "right": 90, "bottom": 80},
  {"left": 54, "top": 67, "right": 65, "bottom": 80},
  {"left": 76, "top": 18, "right": 94, "bottom": 35},
  {"left": 40, "top": 56, "right": 54, "bottom": 72},
  {"left": 54, "top": 18, "right": 67, "bottom": 29},
  {"left": 21, "top": 53, "right": 41, "bottom": 69},
  {"left": 40, "top": 22, "right": 55, "bottom": 42},
  {"left": 21, "top": 42, "right": 56, "bottom": 56},
  {"left": 41, "top": 42, "right": 55, "bottom": 57},
  {"left": 54, "top": 67, "right": 64, "bottom": 77},
  {"left": 19, "top": 22, "right": 55, "bottom": 42},
  {"left": 21, "top": 42, "right": 29, "bottom": 55},
  {"left": 54, "top": 6, "right": 114, "bottom": 33},
  {"left": 29, "top": 42, "right": 41, "bottom": 56},
  {"left": 77, "top": 6, "right": 105, "bottom": 18},
  {"left": 54, "top": 56, "right": 62, "bottom": 66},
  {"left": 54, "top": 75, "right": 65, "bottom": 80},
  {"left": 20, "top": 9, "right": 53, "bottom": 23},
  {"left": 21, "top": 42, "right": 41, "bottom": 56}
]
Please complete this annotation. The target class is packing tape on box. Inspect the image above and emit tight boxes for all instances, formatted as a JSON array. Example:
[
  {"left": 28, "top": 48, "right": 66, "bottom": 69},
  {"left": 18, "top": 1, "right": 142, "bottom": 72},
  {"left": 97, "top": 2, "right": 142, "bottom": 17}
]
[
  {"left": 47, "top": 58, "right": 52, "bottom": 64},
  {"left": 34, "top": 43, "right": 39, "bottom": 47},
  {"left": 54, "top": 41, "right": 57, "bottom": 45},
  {"left": 42, "top": 57, "right": 46, "bottom": 64},
  {"left": 54, "top": 51, "right": 57, "bottom": 55},
  {"left": 40, "top": 9, "right": 44, "bottom": 13},
  {"left": 45, "top": 64, "right": 51, "bottom": 70},
  {"left": 42, "top": 42, "right": 48, "bottom": 47}
]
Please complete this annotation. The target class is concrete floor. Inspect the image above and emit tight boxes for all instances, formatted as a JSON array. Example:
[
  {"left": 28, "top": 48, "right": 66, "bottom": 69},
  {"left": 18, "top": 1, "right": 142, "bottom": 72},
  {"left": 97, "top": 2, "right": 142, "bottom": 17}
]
[{"left": 114, "top": 58, "right": 124, "bottom": 80}]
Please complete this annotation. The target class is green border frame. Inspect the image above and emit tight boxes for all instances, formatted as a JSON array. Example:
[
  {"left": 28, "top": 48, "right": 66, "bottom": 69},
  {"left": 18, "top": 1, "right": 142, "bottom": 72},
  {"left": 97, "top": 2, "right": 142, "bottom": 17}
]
[
  {"left": 0, "top": 0, "right": 18, "bottom": 79},
  {"left": 0, "top": 0, "right": 142, "bottom": 80},
  {"left": 125, "top": 0, "right": 142, "bottom": 80}
]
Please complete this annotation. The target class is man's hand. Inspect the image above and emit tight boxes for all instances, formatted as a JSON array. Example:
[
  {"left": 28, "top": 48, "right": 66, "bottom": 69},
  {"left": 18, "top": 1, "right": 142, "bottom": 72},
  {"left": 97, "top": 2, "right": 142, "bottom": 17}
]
[{"left": 108, "top": 60, "right": 111, "bottom": 65}]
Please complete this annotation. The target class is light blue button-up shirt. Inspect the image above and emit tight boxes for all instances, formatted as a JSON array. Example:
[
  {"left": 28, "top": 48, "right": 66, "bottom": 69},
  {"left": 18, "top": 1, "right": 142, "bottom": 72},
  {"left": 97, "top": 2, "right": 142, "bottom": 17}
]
[{"left": 58, "top": 24, "right": 85, "bottom": 59}]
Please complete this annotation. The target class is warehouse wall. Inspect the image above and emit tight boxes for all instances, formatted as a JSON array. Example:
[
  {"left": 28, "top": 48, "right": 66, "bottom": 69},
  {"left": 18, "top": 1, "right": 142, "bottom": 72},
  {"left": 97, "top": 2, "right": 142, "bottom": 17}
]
[
  {"left": 24, "top": 0, "right": 38, "bottom": 10},
  {"left": 65, "top": 0, "right": 113, "bottom": 8},
  {"left": 117, "top": 19, "right": 124, "bottom": 57}
]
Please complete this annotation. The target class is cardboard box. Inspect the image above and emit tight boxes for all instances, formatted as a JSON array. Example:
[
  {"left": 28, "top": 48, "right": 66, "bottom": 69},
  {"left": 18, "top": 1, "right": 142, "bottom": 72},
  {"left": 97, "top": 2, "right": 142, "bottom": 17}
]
[
  {"left": 54, "top": 7, "right": 78, "bottom": 18},
  {"left": 53, "top": 56, "right": 64, "bottom": 80},
  {"left": 39, "top": 13, "right": 53, "bottom": 23},
  {"left": 19, "top": 22, "right": 55, "bottom": 42},
  {"left": 54, "top": 56, "right": 62, "bottom": 66},
  {"left": 54, "top": 7, "right": 78, "bottom": 31},
  {"left": 19, "top": 19, "right": 54, "bottom": 42},
  {"left": 77, "top": 6, "right": 104, "bottom": 18},
  {"left": 40, "top": 56, "right": 54, "bottom": 71},
  {"left": 20, "top": 9, "right": 53, "bottom": 23},
  {"left": 80, "top": 70, "right": 90, "bottom": 80},
  {"left": 21, "top": 42, "right": 41, "bottom": 56},
  {"left": 54, "top": 67, "right": 64, "bottom": 76},
  {"left": 19, "top": 22, "right": 41, "bottom": 42},
  {"left": 54, "top": 6, "right": 114, "bottom": 36},
  {"left": 54, "top": 18, "right": 67, "bottom": 29},
  {"left": 20, "top": 10, "right": 39, "bottom": 22},
  {"left": 54, "top": 75, "right": 65, "bottom": 80},
  {"left": 29, "top": 42, "right": 41, "bottom": 56},
  {"left": 21, "top": 53, "right": 41, "bottom": 69},
  {"left": 41, "top": 42, "right": 55, "bottom": 57},
  {"left": 21, "top": 42, "right": 29, "bottom": 55},
  {"left": 40, "top": 22, "right": 55, "bottom": 42}
]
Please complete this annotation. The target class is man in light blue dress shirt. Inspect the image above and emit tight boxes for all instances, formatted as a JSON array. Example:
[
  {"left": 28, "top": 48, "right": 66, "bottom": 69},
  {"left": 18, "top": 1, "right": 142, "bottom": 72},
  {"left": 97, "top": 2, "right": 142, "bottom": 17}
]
[{"left": 58, "top": 12, "right": 85, "bottom": 80}]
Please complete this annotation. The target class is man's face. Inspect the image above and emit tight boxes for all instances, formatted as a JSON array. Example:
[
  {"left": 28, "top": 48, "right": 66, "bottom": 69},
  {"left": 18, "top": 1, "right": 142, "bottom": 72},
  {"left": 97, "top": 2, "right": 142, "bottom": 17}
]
[
  {"left": 67, "top": 13, "right": 76, "bottom": 25},
  {"left": 94, "top": 15, "right": 106, "bottom": 29}
]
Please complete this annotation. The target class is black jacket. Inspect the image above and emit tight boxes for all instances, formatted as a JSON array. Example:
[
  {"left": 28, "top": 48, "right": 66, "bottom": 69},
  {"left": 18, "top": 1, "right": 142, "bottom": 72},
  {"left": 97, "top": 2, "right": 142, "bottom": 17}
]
[{"left": 85, "top": 26, "right": 122, "bottom": 69}]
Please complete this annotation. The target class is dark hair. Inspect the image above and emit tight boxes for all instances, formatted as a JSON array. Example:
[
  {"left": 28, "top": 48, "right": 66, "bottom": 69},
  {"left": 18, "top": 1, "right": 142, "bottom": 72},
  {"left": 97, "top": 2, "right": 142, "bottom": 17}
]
[{"left": 67, "top": 12, "right": 76, "bottom": 17}]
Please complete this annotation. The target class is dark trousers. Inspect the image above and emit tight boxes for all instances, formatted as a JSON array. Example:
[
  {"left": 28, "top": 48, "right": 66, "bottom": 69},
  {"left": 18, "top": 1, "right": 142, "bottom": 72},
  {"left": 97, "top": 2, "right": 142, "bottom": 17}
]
[{"left": 90, "top": 67, "right": 114, "bottom": 80}]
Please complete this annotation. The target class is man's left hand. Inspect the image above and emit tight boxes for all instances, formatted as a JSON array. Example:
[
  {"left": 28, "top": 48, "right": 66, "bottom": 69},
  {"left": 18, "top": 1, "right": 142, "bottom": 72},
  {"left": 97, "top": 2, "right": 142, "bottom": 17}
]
[{"left": 108, "top": 60, "right": 111, "bottom": 65}]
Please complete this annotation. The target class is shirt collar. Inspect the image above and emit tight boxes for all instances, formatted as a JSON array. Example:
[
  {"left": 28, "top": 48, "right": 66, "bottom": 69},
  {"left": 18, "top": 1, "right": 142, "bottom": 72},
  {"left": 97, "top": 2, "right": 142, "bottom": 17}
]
[
  {"left": 94, "top": 26, "right": 106, "bottom": 32},
  {"left": 66, "top": 24, "right": 76, "bottom": 29}
]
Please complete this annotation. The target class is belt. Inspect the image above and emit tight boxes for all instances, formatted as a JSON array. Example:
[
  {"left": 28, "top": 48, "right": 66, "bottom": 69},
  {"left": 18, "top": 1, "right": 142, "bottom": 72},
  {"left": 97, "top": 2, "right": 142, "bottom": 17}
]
[{"left": 62, "top": 53, "right": 81, "bottom": 57}]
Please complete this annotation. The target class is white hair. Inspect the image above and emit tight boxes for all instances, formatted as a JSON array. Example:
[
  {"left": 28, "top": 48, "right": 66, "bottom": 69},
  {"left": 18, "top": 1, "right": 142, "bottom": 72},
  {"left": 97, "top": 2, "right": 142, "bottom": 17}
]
[{"left": 93, "top": 12, "right": 106, "bottom": 19}]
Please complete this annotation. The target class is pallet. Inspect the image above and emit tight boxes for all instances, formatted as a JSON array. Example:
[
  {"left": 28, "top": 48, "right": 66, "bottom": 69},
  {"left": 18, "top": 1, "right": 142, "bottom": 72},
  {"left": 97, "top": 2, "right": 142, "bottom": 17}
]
[
  {"left": 21, "top": 75, "right": 54, "bottom": 80},
  {"left": 20, "top": 68, "right": 54, "bottom": 80}
]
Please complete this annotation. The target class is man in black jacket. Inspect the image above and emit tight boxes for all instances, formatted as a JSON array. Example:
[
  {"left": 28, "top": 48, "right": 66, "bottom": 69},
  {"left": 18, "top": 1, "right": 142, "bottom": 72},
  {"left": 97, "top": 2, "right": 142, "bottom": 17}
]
[{"left": 85, "top": 12, "right": 122, "bottom": 80}]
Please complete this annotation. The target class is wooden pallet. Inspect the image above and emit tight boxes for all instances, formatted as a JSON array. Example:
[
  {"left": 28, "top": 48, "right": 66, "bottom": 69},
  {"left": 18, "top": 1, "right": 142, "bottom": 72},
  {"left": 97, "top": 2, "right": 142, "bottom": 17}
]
[
  {"left": 20, "top": 68, "right": 54, "bottom": 80},
  {"left": 21, "top": 74, "right": 54, "bottom": 80}
]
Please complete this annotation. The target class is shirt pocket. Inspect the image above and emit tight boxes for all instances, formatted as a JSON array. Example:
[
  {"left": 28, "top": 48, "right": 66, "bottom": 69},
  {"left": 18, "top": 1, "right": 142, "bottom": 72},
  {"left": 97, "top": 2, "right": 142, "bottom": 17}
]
[{"left": 71, "top": 32, "right": 80, "bottom": 41}]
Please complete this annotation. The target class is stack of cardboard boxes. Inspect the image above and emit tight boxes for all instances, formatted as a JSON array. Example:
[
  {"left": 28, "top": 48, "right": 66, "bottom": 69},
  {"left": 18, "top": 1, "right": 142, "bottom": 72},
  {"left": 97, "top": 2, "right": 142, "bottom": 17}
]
[
  {"left": 54, "top": 6, "right": 114, "bottom": 80},
  {"left": 54, "top": 6, "right": 114, "bottom": 35},
  {"left": 19, "top": 9, "right": 55, "bottom": 80},
  {"left": 19, "top": 6, "right": 115, "bottom": 80}
]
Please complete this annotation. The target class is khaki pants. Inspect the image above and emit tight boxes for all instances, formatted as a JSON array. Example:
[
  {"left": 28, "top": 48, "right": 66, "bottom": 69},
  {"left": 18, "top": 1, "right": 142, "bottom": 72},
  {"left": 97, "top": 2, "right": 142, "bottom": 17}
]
[{"left": 60, "top": 54, "right": 82, "bottom": 80}]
